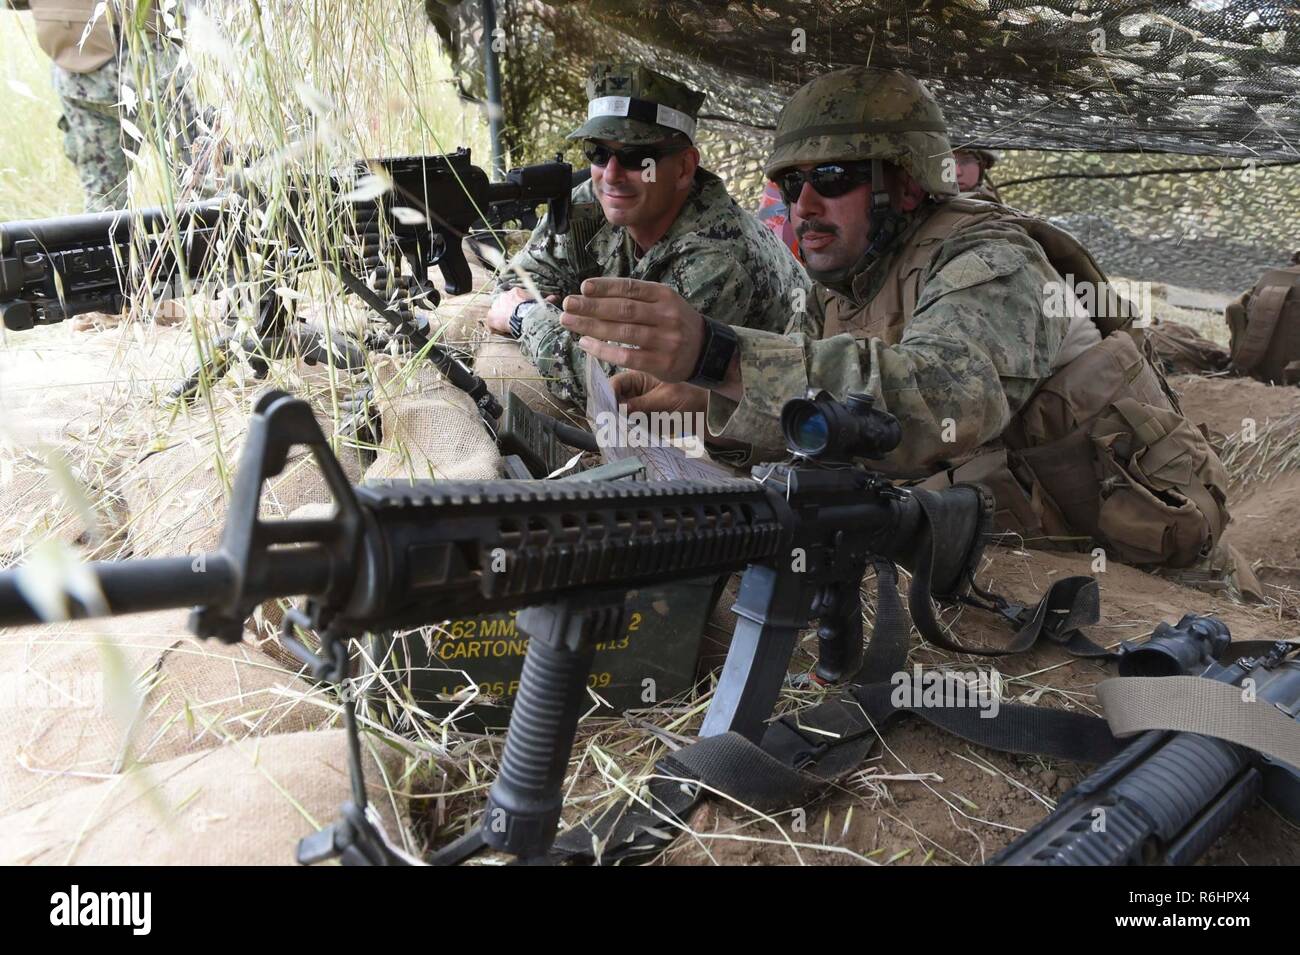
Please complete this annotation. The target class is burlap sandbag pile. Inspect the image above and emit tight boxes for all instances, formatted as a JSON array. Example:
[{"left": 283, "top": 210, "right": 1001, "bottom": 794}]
[
  {"left": 117, "top": 388, "right": 371, "bottom": 559},
  {"left": 0, "top": 326, "right": 193, "bottom": 565},
  {"left": 0, "top": 729, "right": 406, "bottom": 865},
  {"left": 365, "top": 354, "right": 503, "bottom": 481},
  {"left": 0, "top": 609, "right": 331, "bottom": 818},
  {"left": 0, "top": 462, "right": 128, "bottom": 566},
  {"left": 474, "top": 335, "right": 576, "bottom": 418}
]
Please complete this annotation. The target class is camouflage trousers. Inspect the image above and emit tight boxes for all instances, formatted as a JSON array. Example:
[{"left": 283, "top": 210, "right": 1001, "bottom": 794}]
[{"left": 51, "top": 40, "right": 199, "bottom": 212}]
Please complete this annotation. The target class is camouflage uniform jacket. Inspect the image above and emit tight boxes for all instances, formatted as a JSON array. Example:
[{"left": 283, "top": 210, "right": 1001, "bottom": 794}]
[
  {"left": 706, "top": 204, "right": 1082, "bottom": 474},
  {"left": 498, "top": 169, "right": 810, "bottom": 405}
]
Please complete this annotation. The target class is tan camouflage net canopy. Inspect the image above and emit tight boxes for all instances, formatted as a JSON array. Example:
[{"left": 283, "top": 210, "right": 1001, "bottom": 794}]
[{"left": 432, "top": 0, "right": 1300, "bottom": 292}]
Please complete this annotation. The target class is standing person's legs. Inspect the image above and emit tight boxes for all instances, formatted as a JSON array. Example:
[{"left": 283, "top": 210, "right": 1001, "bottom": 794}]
[{"left": 51, "top": 59, "right": 128, "bottom": 213}]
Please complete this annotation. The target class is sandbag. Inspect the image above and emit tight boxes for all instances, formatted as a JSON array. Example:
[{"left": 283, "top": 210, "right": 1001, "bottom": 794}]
[
  {"left": 474, "top": 335, "right": 575, "bottom": 417},
  {"left": 0, "top": 729, "right": 406, "bottom": 865},
  {"left": 0, "top": 459, "right": 127, "bottom": 566},
  {"left": 366, "top": 356, "right": 502, "bottom": 481},
  {"left": 0, "top": 609, "right": 326, "bottom": 816},
  {"left": 117, "top": 391, "right": 368, "bottom": 558}
]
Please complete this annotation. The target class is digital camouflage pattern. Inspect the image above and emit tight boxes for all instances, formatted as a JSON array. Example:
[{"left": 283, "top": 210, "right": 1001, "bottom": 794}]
[
  {"left": 51, "top": 40, "right": 198, "bottom": 212},
  {"left": 764, "top": 66, "right": 958, "bottom": 197},
  {"left": 706, "top": 211, "right": 1074, "bottom": 473},
  {"left": 566, "top": 61, "right": 707, "bottom": 145},
  {"left": 501, "top": 170, "right": 810, "bottom": 405}
]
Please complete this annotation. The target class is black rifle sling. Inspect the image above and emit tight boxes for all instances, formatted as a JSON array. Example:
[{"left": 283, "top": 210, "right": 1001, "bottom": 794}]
[
  {"left": 906, "top": 490, "right": 1112, "bottom": 660},
  {"left": 552, "top": 498, "right": 1118, "bottom": 864}
]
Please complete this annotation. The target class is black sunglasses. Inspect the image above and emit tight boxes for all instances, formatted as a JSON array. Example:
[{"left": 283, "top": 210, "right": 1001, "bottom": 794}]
[
  {"left": 774, "top": 162, "right": 874, "bottom": 206},
  {"left": 583, "top": 141, "right": 688, "bottom": 170}
]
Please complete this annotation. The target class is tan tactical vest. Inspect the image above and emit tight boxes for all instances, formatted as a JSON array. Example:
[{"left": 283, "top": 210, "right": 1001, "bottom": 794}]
[
  {"left": 28, "top": 1, "right": 162, "bottom": 74},
  {"left": 827, "top": 198, "right": 1231, "bottom": 569}
]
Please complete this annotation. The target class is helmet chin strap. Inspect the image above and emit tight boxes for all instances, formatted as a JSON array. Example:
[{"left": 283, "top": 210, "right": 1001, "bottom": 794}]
[{"left": 804, "top": 159, "right": 909, "bottom": 294}]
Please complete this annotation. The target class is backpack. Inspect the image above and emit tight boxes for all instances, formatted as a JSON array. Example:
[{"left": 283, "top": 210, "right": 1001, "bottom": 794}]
[{"left": 1225, "top": 264, "right": 1300, "bottom": 385}]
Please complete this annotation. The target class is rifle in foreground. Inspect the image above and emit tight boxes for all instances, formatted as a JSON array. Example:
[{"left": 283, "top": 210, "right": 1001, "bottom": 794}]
[
  {"left": 994, "top": 614, "right": 1300, "bottom": 865},
  {"left": 0, "top": 149, "right": 571, "bottom": 411},
  {"left": 0, "top": 389, "right": 991, "bottom": 864}
]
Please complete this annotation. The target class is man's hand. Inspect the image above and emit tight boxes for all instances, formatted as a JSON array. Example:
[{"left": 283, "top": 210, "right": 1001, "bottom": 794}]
[
  {"left": 484, "top": 287, "right": 559, "bottom": 335},
  {"left": 611, "top": 370, "right": 708, "bottom": 416},
  {"left": 560, "top": 277, "right": 705, "bottom": 382}
]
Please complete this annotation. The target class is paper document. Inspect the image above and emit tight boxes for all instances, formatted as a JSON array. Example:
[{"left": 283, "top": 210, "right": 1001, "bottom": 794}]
[{"left": 584, "top": 359, "right": 732, "bottom": 482}]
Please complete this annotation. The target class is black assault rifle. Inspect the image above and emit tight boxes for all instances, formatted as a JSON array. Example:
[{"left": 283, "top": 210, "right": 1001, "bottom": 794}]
[
  {"left": 0, "top": 389, "right": 996, "bottom": 864},
  {"left": 0, "top": 149, "right": 571, "bottom": 411}
]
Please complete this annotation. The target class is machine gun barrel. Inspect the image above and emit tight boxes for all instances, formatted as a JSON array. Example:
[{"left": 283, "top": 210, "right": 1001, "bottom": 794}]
[
  {"left": 0, "top": 552, "right": 334, "bottom": 628},
  {"left": 0, "top": 201, "right": 228, "bottom": 256}
]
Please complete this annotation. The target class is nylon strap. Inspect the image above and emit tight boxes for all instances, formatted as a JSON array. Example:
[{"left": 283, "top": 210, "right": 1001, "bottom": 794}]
[
  {"left": 551, "top": 557, "right": 1118, "bottom": 864},
  {"left": 1098, "top": 675, "right": 1300, "bottom": 771},
  {"left": 907, "top": 489, "right": 1108, "bottom": 658}
]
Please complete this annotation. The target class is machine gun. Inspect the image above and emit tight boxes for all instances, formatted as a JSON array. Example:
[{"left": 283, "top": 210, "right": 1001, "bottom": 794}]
[
  {"left": 0, "top": 149, "right": 572, "bottom": 409},
  {"left": 994, "top": 613, "right": 1300, "bottom": 865},
  {"left": 0, "top": 389, "right": 993, "bottom": 864}
]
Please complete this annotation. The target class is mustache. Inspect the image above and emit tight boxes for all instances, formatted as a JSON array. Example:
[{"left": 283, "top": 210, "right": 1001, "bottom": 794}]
[{"left": 796, "top": 219, "right": 839, "bottom": 238}]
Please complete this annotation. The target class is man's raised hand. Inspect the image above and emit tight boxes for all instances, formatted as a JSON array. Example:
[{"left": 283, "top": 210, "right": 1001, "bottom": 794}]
[{"left": 561, "top": 277, "right": 705, "bottom": 382}]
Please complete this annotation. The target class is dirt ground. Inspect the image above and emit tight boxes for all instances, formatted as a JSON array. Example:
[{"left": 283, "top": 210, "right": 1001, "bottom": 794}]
[{"left": 658, "top": 545, "right": 1299, "bottom": 866}]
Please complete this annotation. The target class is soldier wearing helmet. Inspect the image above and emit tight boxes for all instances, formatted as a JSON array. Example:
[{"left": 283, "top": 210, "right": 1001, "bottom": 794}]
[
  {"left": 485, "top": 61, "right": 808, "bottom": 407},
  {"left": 563, "top": 67, "right": 1253, "bottom": 587}
]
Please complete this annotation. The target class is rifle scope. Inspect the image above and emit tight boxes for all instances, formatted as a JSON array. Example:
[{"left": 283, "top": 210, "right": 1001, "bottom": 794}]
[{"left": 781, "top": 390, "right": 902, "bottom": 461}]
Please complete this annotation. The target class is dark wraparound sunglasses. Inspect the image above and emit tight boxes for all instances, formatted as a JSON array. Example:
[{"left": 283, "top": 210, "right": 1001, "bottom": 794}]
[
  {"left": 583, "top": 141, "right": 688, "bottom": 169},
  {"left": 774, "top": 162, "right": 874, "bottom": 206}
]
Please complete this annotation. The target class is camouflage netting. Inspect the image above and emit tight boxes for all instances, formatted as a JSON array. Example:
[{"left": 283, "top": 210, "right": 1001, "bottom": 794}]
[
  {"left": 436, "top": 0, "right": 1300, "bottom": 292},
  {"left": 989, "top": 150, "right": 1300, "bottom": 293}
]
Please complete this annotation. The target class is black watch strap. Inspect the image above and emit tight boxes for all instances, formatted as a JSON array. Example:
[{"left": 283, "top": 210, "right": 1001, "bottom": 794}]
[
  {"left": 508, "top": 299, "right": 530, "bottom": 338},
  {"left": 687, "top": 318, "right": 739, "bottom": 388}
]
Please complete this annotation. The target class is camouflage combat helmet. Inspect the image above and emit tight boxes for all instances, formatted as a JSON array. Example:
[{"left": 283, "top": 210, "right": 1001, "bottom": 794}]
[
  {"left": 765, "top": 67, "right": 958, "bottom": 197},
  {"left": 567, "top": 62, "right": 707, "bottom": 145}
]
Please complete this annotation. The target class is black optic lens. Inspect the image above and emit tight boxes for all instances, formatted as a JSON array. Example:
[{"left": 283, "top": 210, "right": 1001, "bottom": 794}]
[{"left": 787, "top": 404, "right": 830, "bottom": 454}]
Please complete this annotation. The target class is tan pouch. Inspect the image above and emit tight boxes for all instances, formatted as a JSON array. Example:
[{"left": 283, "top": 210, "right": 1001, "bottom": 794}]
[
  {"left": 1090, "top": 398, "right": 1229, "bottom": 568},
  {"left": 1010, "top": 332, "right": 1172, "bottom": 448},
  {"left": 31, "top": 2, "right": 117, "bottom": 73}
]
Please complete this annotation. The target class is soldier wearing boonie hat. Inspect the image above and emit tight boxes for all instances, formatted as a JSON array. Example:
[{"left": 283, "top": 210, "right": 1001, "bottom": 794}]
[{"left": 486, "top": 60, "right": 808, "bottom": 408}]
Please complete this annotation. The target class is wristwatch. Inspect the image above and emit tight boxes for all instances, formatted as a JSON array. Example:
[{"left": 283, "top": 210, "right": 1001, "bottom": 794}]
[
  {"left": 687, "top": 318, "right": 739, "bottom": 388},
  {"left": 508, "top": 299, "right": 533, "bottom": 338}
]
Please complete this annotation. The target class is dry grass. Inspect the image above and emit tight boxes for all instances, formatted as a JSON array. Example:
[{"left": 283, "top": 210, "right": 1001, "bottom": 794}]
[{"left": 0, "top": 13, "right": 85, "bottom": 219}]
